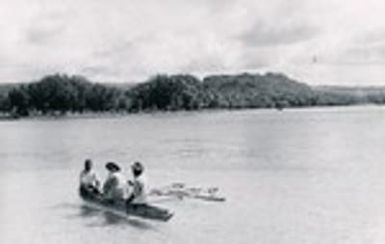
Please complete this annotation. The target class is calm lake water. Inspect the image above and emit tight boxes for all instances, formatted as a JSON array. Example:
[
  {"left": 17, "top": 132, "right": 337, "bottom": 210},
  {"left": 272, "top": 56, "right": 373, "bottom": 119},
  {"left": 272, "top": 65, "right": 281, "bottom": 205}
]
[{"left": 1, "top": 106, "right": 385, "bottom": 244}]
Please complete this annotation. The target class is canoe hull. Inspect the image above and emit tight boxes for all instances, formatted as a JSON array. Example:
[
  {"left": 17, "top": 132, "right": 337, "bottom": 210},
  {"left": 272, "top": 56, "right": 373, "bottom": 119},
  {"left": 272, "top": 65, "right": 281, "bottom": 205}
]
[{"left": 79, "top": 190, "right": 173, "bottom": 222}]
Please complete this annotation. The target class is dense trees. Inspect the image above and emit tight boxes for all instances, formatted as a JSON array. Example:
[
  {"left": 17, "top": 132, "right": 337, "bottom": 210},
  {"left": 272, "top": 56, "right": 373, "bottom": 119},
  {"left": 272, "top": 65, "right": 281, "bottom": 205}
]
[
  {"left": 130, "top": 74, "right": 204, "bottom": 111},
  {"left": 2, "top": 74, "right": 127, "bottom": 116},
  {"left": 0, "top": 84, "right": 15, "bottom": 113},
  {"left": 0, "top": 72, "right": 384, "bottom": 117}
]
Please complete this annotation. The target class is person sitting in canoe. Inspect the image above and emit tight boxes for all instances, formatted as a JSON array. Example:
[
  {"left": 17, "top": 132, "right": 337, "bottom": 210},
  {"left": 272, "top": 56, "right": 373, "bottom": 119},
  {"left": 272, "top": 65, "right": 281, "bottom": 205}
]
[
  {"left": 79, "top": 159, "right": 101, "bottom": 197},
  {"left": 126, "top": 161, "right": 148, "bottom": 205},
  {"left": 103, "top": 162, "right": 129, "bottom": 203},
  {"left": 125, "top": 161, "right": 173, "bottom": 219}
]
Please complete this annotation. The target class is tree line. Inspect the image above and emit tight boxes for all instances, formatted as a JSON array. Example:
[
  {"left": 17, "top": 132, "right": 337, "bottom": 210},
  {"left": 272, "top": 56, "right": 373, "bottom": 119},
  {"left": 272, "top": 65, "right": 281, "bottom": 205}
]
[{"left": 0, "top": 72, "right": 382, "bottom": 117}]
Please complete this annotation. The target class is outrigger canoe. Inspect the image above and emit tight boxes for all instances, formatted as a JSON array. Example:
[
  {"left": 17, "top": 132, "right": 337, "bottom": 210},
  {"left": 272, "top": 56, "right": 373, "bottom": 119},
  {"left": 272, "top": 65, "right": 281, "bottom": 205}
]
[{"left": 79, "top": 189, "right": 173, "bottom": 222}]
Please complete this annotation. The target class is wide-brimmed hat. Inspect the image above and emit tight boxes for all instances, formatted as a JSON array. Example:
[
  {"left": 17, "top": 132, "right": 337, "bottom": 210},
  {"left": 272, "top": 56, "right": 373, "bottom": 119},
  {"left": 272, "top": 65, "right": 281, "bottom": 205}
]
[{"left": 106, "top": 162, "right": 121, "bottom": 172}]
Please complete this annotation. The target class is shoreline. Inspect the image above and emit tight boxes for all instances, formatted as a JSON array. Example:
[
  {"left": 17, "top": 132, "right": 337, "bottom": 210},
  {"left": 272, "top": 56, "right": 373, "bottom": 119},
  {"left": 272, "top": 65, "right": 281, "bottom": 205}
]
[{"left": 0, "top": 103, "right": 382, "bottom": 121}]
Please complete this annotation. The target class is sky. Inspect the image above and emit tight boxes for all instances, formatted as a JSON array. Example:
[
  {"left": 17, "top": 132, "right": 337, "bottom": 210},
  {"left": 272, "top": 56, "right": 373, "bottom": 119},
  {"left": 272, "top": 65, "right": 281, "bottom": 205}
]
[{"left": 1, "top": 0, "right": 385, "bottom": 85}]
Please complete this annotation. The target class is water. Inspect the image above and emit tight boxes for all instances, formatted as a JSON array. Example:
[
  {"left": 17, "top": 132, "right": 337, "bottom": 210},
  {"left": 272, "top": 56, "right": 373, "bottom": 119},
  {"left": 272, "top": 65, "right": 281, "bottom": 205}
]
[{"left": 1, "top": 106, "right": 385, "bottom": 244}]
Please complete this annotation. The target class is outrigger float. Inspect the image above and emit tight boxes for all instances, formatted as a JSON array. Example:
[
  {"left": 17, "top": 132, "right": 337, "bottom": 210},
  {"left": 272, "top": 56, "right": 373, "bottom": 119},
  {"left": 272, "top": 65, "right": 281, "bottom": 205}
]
[{"left": 149, "top": 183, "right": 226, "bottom": 202}]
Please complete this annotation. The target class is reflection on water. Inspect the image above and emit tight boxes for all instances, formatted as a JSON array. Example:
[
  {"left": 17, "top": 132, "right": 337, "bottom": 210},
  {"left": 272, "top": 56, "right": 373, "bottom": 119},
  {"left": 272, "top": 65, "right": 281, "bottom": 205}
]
[
  {"left": 100, "top": 212, "right": 154, "bottom": 229},
  {"left": 78, "top": 205, "right": 100, "bottom": 218},
  {"left": 57, "top": 202, "right": 155, "bottom": 229}
]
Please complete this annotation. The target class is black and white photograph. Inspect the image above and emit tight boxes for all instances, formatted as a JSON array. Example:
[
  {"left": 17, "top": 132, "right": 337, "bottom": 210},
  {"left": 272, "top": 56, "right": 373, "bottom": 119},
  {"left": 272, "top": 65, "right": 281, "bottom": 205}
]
[{"left": 1, "top": 0, "right": 385, "bottom": 243}]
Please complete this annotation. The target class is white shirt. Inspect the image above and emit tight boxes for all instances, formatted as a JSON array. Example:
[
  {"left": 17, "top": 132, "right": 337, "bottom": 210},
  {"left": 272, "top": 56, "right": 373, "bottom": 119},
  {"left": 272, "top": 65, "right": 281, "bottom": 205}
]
[
  {"left": 104, "top": 172, "right": 129, "bottom": 200},
  {"left": 132, "top": 174, "right": 148, "bottom": 204},
  {"left": 80, "top": 170, "right": 98, "bottom": 187}
]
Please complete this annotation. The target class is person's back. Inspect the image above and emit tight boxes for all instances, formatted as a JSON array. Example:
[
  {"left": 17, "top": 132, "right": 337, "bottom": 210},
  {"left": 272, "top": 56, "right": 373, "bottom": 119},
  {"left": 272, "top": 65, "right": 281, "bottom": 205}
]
[
  {"left": 127, "top": 161, "right": 148, "bottom": 205},
  {"left": 103, "top": 162, "right": 128, "bottom": 201},
  {"left": 131, "top": 173, "right": 148, "bottom": 204}
]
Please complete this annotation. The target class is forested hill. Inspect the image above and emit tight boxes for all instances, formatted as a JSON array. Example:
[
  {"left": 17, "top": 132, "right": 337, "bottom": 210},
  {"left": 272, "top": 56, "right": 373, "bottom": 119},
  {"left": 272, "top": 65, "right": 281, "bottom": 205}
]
[
  {"left": 0, "top": 72, "right": 383, "bottom": 117},
  {"left": 201, "top": 73, "right": 316, "bottom": 108}
]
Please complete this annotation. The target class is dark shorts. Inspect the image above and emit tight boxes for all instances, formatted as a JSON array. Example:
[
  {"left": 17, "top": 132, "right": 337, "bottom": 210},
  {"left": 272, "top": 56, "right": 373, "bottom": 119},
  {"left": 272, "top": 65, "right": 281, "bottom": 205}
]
[{"left": 79, "top": 185, "right": 101, "bottom": 198}]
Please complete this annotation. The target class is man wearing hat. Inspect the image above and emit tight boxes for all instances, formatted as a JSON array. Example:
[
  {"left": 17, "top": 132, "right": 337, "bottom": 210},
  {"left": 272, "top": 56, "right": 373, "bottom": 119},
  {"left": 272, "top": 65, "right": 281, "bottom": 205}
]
[{"left": 103, "top": 162, "right": 129, "bottom": 202}]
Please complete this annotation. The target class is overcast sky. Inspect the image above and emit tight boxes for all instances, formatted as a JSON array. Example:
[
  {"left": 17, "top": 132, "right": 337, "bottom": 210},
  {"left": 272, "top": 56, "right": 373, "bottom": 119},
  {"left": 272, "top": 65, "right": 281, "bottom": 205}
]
[{"left": 1, "top": 0, "right": 385, "bottom": 85}]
